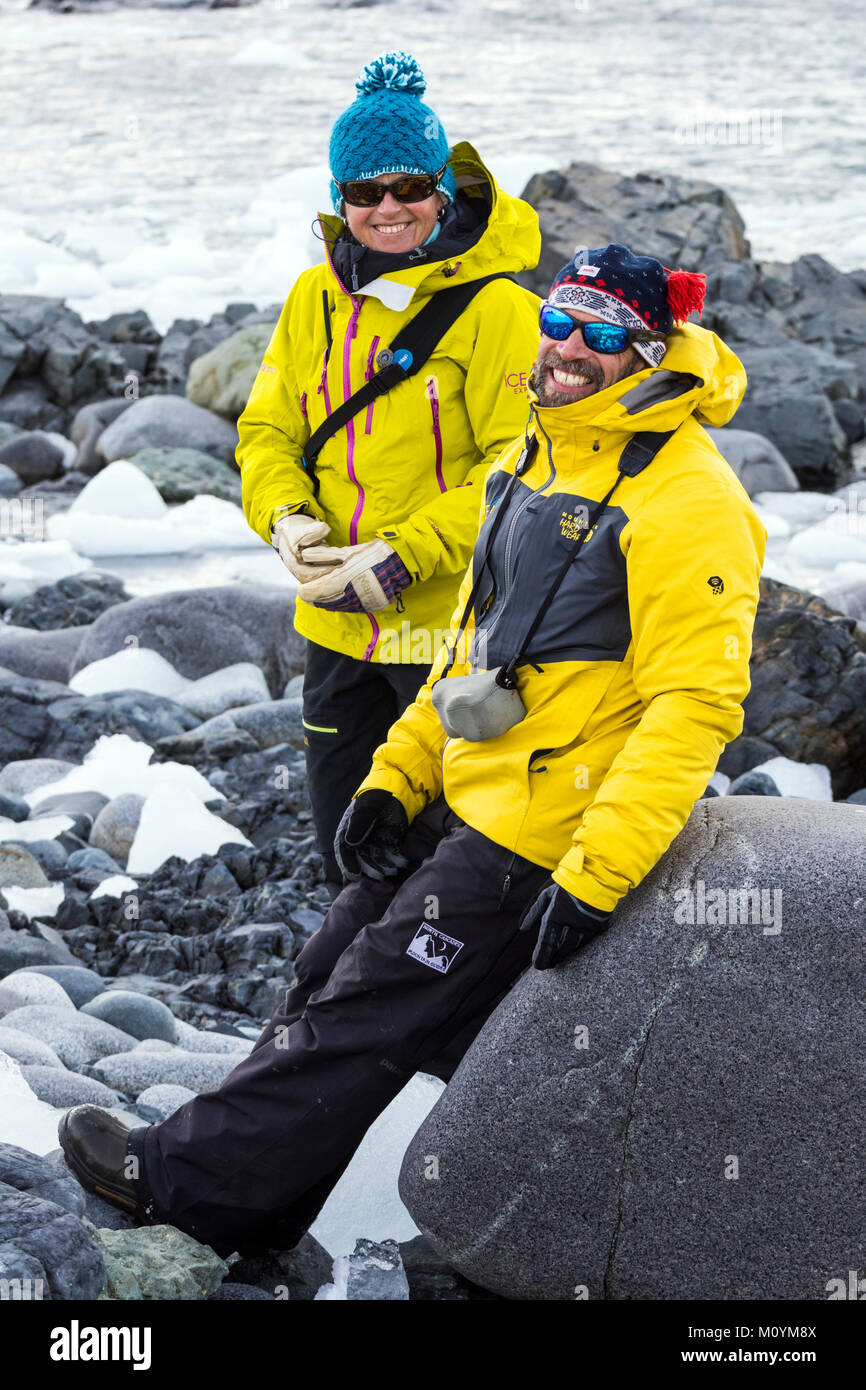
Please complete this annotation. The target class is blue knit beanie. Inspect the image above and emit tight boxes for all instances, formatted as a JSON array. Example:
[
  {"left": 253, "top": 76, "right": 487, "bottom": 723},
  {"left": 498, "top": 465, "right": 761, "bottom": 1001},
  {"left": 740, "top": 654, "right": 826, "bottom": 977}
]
[{"left": 328, "top": 52, "right": 457, "bottom": 216}]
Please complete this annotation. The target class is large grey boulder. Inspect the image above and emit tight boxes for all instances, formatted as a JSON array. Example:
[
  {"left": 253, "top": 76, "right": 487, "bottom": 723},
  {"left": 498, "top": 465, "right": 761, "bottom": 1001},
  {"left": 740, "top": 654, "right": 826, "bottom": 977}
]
[
  {"left": 90, "top": 1223, "right": 228, "bottom": 1301},
  {"left": 96, "top": 395, "right": 238, "bottom": 466},
  {"left": 186, "top": 322, "right": 274, "bottom": 420},
  {"left": 0, "top": 626, "right": 86, "bottom": 684},
  {"left": 400, "top": 797, "right": 866, "bottom": 1300},
  {"left": 71, "top": 585, "right": 304, "bottom": 698},
  {"left": 704, "top": 427, "right": 799, "bottom": 496},
  {"left": 0, "top": 1182, "right": 104, "bottom": 1300},
  {"left": 128, "top": 446, "right": 242, "bottom": 503},
  {"left": 6, "top": 1006, "right": 137, "bottom": 1070}
]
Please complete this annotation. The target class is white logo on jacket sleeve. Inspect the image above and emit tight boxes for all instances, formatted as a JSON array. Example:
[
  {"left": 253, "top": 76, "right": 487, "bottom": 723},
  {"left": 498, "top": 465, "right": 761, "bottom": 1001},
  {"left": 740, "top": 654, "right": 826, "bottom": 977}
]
[{"left": 406, "top": 924, "right": 464, "bottom": 973}]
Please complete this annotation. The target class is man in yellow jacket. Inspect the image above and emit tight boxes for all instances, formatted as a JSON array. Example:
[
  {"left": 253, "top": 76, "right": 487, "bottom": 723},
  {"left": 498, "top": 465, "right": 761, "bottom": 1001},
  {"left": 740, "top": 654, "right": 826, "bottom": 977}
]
[
  {"left": 60, "top": 244, "right": 767, "bottom": 1257},
  {"left": 237, "top": 52, "right": 541, "bottom": 886}
]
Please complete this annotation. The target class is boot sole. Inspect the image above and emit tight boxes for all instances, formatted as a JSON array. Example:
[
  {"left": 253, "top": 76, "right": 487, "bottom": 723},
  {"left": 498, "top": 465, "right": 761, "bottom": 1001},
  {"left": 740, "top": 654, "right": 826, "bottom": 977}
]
[{"left": 58, "top": 1112, "right": 142, "bottom": 1214}]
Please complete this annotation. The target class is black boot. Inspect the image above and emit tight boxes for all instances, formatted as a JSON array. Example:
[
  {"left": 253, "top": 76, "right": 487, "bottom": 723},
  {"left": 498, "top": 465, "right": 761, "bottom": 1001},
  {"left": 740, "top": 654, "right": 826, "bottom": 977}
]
[{"left": 59, "top": 1105, "right": 149, "bottom": 1218}]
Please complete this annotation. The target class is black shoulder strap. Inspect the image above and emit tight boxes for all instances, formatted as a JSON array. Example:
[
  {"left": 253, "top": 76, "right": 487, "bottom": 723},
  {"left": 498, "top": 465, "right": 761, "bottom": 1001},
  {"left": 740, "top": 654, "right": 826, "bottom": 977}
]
[
  {"left": 498, "top": 428, "right": 676, "bottom": 685},
  {"left": 302, "top": 272, "right": 515, "bottom": 475}
]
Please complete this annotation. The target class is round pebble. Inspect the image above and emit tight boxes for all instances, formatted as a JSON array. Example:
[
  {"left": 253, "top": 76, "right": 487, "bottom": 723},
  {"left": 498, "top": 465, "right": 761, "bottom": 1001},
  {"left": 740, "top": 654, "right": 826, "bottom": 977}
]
[
  {"left": 135, "top": 1083, "right": 197, "bottom": 1122},
  {"left": 20, "top": 1065, "right": 121, "bottom": 1109},
  {"left": 0, "top": 971, "right": 76, "bottom": 1017},
  {"left": 81, "top": 990, "right": 178, "bottom": 1044},
  {"left": 0, "top": 1025, "right": 65, "bottom": 1069}
]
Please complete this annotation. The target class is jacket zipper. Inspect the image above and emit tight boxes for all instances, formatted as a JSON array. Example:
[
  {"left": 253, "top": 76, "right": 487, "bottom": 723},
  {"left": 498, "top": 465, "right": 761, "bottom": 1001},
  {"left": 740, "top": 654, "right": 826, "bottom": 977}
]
[
  {"left": 364, "top": 336, "right": 380, "bottom": 435},
  {"left": 342, "top": 297, "right": 380, "bottom": 661},
  {"left": 482, "top": 429, "right": 557, "bottom": 649},
  {"left": 497, "top": 850, "right": 519, "bottom": 910},
  {"left": 425, "top": 376, "right": 446, "bottom": 493}
]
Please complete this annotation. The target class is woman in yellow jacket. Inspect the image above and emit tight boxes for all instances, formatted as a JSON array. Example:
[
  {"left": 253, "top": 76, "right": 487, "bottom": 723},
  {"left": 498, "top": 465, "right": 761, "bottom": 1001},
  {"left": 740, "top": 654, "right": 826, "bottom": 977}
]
[{"left": 236, "top": 52, "right": 541, "bottom": 885}]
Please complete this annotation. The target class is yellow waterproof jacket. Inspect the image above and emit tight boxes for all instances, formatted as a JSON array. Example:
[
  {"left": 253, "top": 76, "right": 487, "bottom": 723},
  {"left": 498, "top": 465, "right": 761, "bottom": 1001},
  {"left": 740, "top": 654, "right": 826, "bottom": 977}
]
[
  {"left": 358, "top": 323, "right": 768, "bottom": 912},
  {"left": 236, "top": 142, "right": 541, "bottom": 662}
]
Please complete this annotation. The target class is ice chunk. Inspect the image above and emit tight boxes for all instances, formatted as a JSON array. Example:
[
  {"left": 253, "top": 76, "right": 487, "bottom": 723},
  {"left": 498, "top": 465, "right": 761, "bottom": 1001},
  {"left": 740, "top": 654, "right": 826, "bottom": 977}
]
[
  {"left": 89, "top": 874, "right": 138, "bottom": 901},
  {"left": 69, "top": 646, "right": 190, "bottom": 699},
  {"left": 0, "top": 1051, "right": 63, "bottom": 1155},
  {"left": 315, "top": 1238, "right": 409, "bottom": 1301},
  {"left": 751, "top": 756, "right": 833, "bottom": 801},
  {"left": 0, "top": 539, "right": 91, "bottom": 584},
  {"left": 0, "top": 814, "right": 73, "bottom": 844},
  {"left": 310, "top": 1073, "right": 444, "bottom": 1257},
  {"left": 0, "top": 885, "right": 65, "bottom": 920},
  {"left": 47, "top": 492, "right": 259, "bottom": 558},
  {"left": 69, "top": 459, "right": 167, "bottom": 520},
  {"left": 26, "top": 733, "right": 221, "bottom": 808},
  {"left": 126, "top": 783, "right": 251, "bottom": 874}
]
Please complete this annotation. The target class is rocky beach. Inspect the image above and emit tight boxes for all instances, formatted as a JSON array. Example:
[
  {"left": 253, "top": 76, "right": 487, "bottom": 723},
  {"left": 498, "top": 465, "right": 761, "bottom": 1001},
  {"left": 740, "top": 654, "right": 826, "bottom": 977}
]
[{"left": 1, "top": 0, "right": 865, "bottom": 1305}]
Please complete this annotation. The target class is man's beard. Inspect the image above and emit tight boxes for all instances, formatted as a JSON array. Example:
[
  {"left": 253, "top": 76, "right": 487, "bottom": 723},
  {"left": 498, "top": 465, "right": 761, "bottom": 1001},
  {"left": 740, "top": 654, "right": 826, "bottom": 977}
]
[{"left": 532, "top": 347, "right": 644, "bottom": 407}]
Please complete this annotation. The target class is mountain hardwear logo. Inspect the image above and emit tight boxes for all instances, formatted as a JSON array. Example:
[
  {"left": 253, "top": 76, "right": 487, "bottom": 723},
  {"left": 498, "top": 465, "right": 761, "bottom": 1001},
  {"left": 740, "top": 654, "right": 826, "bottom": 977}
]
[
  {"left": 560, "top": 508, "right": 593, "bottom": 542},
  {"left": 708, "top": 574, "right": 724, "bottom": 594},
  {"left": 406, "top": 925, "right": 464, "bottom": 974}
]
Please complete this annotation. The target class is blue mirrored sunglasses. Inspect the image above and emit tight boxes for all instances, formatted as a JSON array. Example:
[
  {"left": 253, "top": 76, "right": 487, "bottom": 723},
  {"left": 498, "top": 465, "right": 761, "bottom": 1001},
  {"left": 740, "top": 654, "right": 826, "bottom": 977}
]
[{"left": 539, "top": 303, "right": 666, "bottom": 354}]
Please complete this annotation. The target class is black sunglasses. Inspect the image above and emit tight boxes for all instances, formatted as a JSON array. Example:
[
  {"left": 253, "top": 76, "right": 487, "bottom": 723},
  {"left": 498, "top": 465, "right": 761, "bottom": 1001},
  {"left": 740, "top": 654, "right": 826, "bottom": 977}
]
[
  {"left": 539, "top": 303, "right": 667, "bottom": 355},
  {"left": 338, "top": 166, "right": 447, "bottom": 209}
]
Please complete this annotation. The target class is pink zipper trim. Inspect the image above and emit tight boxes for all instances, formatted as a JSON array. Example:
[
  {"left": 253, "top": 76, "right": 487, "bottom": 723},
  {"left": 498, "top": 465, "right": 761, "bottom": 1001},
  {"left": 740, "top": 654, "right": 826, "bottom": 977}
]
[
  {"left": 343, "top": 297, "right": 379, "bottom": 661},
  {"left": 426, "top": 377, "right": 446, "bottom": 493},
  {"left": 317, "top": 351, "right": 331, "bottom": 414},
  {"left": 299, "top": 390, "right": 307, "bottom": 420},
  {"left": 364, "top": 335, "right": 380, "bottom": 435}
]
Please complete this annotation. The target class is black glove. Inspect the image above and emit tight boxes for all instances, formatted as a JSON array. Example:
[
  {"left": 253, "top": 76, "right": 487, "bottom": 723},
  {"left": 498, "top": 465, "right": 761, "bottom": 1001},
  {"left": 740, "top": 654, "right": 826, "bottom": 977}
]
[
  {"left": 334, "top": 789, "right": 409, "bottom": 883},
  {"left": 519, "top": 882, "right": 612, "bottom": 970}
]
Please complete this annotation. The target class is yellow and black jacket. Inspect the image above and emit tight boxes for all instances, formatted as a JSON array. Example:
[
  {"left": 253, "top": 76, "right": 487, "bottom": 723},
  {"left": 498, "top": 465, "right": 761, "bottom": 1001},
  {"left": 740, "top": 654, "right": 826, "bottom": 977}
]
[
  {"left": 357, "top": 321, "right": 768, "bottom": 912},
  {"left": 236, "top": 142, "right": 541, "bottom": 663}
]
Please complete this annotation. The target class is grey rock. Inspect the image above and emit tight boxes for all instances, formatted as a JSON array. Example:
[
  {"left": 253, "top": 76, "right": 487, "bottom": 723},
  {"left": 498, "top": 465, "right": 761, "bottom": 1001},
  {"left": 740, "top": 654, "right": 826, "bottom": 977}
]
[
  {"left": 728, "top": 770, "right": 782, "bottom": 796},
  {"left": 0, "top": 928, "right": 75, "bottom": 976},
  {"left": 743, "top": 577, "right": 866, "bottom": 797},
  {"left": 134, "top": 1082, "right": 196, "bottom": 1122},
  {"left": 733, "top": 343, "right": 849, "bottom": 489},
  {"left": 0, "top": 1025, "right": 65, "bottom": 1068},
  {"left": 0, "top": 970, "right": 74, "bottom": 1015},
  {"left": 0, "top": 845, "right": 50, "bottom": 891},
  {"left": 845, "top": 788, "right": 866, "bottom": 805},
  {"left": 0, "top": 758, "right": 75, "bottom": 800},
  {"left": 186, "top": 322, "right": 275, "bottom": 420},
  {"left": 5, "top": 571, "right": 130, "bottom": 631},
  {"left": 73, "top": 584, "right": 305, "bottom": 699},
  {"left": 0, "top": 462, "right": 23, "bottom": 497},
  {"left": 6, "top": 1006, "right": 136, "bottom": 1069},
  {"left": 704, "top": 427, "right": 799, "bottom": 497},
  {"left": 208, "top": 1281, "right": 273, "bottom": 1300},
  {"left": 91, "top": 1222, "right": 229, "bottom": 1301},
  {"left": 227, "top": 1231, "right": 333, "bottom": 1301},
  {"left": 177, "top": 663, "right": 271, "bottom": 719},
  {"left": 81, "top": 990, "right": 178, "bottom": 1043},
  {"left": 833, "top": 397, "right": 865, "bottom": 445},
  {"left": 21, "top": 1065, "right": 120, "bottom": 1109},
  {"left": 0, "top": 1142, "right": 85, "bottom": 1217},
  {"left": 91, "top": 1048, "right": 240, "bottom": 1097},
  {"left": 282, "top": 673, "right": 304, "bottom": 700},
  {"left": 0, "top": 1182, "right": 104, "bottom": 1300},
  {"left": 7, "top": 839, "right": 68, "bottom": 878},
  {"left": 0, "top": 791, "right": 30, "bottom": 822},
  {"left": 0, "top": 430, "right": 65, "bottom": 485},
  {"left": 98, "top": 690, "right": 199, "bottom": 744},
  {"left": 129, "top": 446, "right": 242, "bottom": 504},
  {"left": 400, "top": 797, "right": 866, "bottom": 1300},
  {"left": 69, "top": 398, "right": 134, "bottom": 475},
  {"left": 160, "top": 697, "right": 304, "bottom": 759},
  {"left": 88, "top": 794, "right": 146, "bottom": 867},
  {"left": 97, "top": 394, "right": 238, "bottom": 466},
  {"left": 0, "top": 626, "right": 85, "bottom": 685},
  {"left": 32, "top": 790, "right": 109, "bottom": 841},
  {"left": 66, "top": 847, "right": 122, "bottom": 874},
  {"left": 16, "top": 963, "right": 104, "bottom": 1007}
]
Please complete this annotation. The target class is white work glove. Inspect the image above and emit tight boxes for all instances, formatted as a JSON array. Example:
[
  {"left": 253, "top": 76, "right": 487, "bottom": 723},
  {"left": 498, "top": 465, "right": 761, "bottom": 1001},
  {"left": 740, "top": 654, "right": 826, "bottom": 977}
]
[
  {"left": 297, "top": 539, "right": 412, "bottom": 613},
  {"left": 271, "top": 512, "right": 339, "bottom": 583}
]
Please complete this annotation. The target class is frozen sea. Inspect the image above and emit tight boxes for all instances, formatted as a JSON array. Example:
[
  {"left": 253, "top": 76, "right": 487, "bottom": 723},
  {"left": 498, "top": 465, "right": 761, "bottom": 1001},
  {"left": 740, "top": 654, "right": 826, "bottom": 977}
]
[{"left": 1, "top": 0, "right": 865, "bottom": 335}]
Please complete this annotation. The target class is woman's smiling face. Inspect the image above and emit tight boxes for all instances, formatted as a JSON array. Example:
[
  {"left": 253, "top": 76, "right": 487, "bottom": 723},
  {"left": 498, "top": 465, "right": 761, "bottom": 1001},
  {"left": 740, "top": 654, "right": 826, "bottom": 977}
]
[{"left": 343, "top": 173, "right": 444, "bottom": 255}]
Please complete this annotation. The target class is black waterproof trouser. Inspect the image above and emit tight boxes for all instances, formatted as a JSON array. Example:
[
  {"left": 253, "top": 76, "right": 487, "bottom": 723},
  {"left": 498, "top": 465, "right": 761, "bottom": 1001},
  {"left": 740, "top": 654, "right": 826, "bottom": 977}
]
[
  {"left": 301, "top": 638, "right": 428, "bottom": 884},
  {"left": 128, "top": 798, "right": 551, "bottom": 1257}
]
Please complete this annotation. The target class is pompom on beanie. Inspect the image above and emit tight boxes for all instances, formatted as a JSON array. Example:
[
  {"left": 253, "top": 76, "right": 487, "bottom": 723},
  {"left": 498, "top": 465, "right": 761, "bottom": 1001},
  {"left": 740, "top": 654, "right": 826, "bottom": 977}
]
[
  {"left": 548, "top": 244, "right": 707, "bottom": 366},
  {"left": 328, "top": 52, "right": 457, "bottom": 215}
]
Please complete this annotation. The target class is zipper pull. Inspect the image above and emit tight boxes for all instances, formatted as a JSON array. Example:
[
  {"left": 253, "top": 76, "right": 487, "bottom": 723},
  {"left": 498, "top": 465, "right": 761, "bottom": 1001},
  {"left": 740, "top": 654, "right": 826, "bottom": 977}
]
[
  {"left": 497, "top": 873, "right": 512, "bottom": 910},
  {"left": 351, "top": 264, "right": 359, "bottom": 292}
]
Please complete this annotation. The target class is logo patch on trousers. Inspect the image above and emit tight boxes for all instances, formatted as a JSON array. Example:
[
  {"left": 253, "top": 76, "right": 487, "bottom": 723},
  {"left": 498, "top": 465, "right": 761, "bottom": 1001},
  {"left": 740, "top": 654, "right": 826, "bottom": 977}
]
[{"left": 406, "top": 925, "right": 464, "bottom": 974}]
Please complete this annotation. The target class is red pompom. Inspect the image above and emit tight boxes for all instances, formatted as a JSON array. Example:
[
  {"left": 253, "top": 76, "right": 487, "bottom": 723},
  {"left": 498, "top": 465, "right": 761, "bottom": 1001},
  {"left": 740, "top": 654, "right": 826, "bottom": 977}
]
[{"left": 664, "top": 267, "right": 706, "bottom": 325}]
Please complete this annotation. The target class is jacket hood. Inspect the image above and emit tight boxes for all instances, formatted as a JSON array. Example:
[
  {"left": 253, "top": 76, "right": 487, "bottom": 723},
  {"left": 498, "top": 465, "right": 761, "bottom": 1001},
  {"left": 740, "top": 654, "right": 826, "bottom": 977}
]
[
  {"left": 317, "top": 141, "right": 541, "bottom": 298},
  {"left": 527, "top": 321, "right": 747, "bottom": 444}
]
